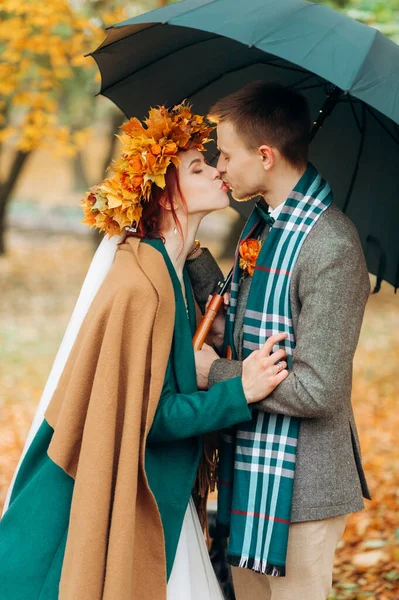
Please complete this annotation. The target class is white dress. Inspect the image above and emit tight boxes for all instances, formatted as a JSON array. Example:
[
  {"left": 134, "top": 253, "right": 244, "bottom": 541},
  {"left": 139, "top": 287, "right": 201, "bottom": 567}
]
[{"left": 167, "top": 498, "right": 225, "bottom": 600}]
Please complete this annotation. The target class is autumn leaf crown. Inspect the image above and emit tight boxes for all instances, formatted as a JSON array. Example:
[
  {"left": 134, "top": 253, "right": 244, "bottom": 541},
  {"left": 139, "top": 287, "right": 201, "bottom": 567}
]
[{"left": 81, "top": 102, "right": 215, "bottom": 236}]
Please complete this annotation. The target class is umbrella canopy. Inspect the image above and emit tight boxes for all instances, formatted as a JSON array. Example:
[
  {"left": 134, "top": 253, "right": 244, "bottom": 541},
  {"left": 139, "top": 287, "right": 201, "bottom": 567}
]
[{"left": 90, "top": 0, "right": 399, "bottom": 290}]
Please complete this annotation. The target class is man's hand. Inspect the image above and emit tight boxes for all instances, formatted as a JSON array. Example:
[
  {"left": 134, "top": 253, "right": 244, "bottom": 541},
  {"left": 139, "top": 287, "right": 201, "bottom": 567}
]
[
  {"left": 242, "top": 333, "right": 289, "bottom": 404},
  {"left": 195, "top": 343, "right": 220, "bottom": 389}
]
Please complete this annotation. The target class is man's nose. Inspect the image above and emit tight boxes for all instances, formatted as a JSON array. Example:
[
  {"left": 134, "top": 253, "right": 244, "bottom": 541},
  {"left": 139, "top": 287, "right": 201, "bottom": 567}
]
[{"left": 216, "top": 155, "right": 225, "bottom": 173}]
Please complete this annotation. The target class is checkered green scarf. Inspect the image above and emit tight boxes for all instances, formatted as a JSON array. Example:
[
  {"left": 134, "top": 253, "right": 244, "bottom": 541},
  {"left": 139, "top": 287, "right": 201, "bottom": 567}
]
[{"left": 217, "top": 163, "right": 332, "bottom": 576}]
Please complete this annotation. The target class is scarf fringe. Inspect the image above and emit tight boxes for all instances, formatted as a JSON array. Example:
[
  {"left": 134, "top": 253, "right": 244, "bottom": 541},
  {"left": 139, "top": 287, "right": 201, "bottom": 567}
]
[
  {"left": 239, "top": 556, "right": 249, "bottom": 569},
  {"left": 192, "top": 433, "right": 218, "bottom": 548},
  {"left": 228, "top": 554, "right": 286, "bottom": 577}
]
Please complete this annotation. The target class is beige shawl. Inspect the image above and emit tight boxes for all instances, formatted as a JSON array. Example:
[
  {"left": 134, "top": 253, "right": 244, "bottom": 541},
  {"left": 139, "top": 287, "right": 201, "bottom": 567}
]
[{"left": 45, "top": 237, "right": 175, "bottom": 599}]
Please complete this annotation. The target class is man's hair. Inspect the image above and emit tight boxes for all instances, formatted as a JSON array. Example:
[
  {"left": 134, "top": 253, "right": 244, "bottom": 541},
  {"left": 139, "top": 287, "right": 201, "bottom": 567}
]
[{"left": 208, "top": 81, "right": 311, "bottom": 169}]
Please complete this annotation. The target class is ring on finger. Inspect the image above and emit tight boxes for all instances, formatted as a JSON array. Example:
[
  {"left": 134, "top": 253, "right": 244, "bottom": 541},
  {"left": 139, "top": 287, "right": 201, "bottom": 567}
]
[{"left": 275, "top": 361, "right": 285, "bottom": 373}]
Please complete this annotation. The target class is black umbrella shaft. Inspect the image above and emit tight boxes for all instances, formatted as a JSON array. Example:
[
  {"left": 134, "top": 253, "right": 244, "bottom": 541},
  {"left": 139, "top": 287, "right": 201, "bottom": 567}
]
[
  {"left": 310, "top": 86, "right": 342, "bottom": 141},
  {"left": 216, "top": 268, "right": 233, "bottom": 296}
]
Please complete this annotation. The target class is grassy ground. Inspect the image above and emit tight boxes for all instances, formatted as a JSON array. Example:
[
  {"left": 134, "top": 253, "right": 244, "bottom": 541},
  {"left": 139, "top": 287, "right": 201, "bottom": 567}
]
[{"left": 0, "top": 230, "right": 398, "bottom": 599}]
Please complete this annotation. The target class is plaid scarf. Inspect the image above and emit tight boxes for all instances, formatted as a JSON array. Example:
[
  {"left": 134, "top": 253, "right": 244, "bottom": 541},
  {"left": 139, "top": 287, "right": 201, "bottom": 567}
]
[{"left": 217, "top": 163, "right": 332, "bottom": 576}]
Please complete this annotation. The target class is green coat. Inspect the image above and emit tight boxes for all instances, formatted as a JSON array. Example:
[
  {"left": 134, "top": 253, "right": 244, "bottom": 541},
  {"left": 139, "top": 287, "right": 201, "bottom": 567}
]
[{"left": 0, "top": 239, "right": 251, "bottom": 599}]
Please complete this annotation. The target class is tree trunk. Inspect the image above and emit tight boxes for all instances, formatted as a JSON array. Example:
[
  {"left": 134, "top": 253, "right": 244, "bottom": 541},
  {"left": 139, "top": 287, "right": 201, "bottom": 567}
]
[
  {"left": 72, "top": 151, "right": 90, "bottom": 192},
  {"left": 0, "top": 149, "right": 32, "bottom": 255},
  {"left": 101, "top": 111, "right": 125, "bottom": 176}
]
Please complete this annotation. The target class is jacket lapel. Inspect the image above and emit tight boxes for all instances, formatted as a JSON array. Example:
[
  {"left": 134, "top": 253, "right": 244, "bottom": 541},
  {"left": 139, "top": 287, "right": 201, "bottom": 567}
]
[{"left": 139, "top": 237, "right": 197, "bottom": 395}]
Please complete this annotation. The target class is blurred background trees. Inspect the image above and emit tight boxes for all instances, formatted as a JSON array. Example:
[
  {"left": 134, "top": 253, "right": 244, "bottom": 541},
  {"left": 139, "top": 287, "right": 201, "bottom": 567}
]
[
  {"left": 321, "top": 0, "right": 399, "bottom": 43},
  {"left": 0, "top": 0, "right": 176, "bottom": 254},
  {"left": 0, "top": 0, "right": 398, "bottom": 255}
]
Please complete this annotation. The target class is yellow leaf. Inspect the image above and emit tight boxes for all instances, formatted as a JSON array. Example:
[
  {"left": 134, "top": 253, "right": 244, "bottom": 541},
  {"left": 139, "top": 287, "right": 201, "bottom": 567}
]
[{"left": 107, "top": 195, "right": 123, "bottom": 210}]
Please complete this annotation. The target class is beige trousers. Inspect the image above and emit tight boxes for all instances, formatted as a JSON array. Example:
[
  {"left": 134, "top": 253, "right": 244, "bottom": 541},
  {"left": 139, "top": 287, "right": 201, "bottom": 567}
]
[{"left": 232, "top": 514, "right": 347, "bottom": 600}]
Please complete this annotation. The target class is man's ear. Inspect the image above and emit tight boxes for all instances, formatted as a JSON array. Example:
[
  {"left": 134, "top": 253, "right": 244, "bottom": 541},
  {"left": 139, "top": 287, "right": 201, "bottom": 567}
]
[{"left": 258, "top": 145, "right": 275, "bottom": 171}]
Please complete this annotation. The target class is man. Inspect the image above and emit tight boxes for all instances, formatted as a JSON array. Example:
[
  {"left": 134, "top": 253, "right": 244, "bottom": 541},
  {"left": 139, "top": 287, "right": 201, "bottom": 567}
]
[{"left": 187, "top": 81, "right": 371, "bottom": 600}]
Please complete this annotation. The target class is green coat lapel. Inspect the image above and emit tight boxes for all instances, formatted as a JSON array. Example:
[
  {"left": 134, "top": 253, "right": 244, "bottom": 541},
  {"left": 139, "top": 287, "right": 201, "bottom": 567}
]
[{"left": 142, "top": 238, "right": 197, "bottom": 394}]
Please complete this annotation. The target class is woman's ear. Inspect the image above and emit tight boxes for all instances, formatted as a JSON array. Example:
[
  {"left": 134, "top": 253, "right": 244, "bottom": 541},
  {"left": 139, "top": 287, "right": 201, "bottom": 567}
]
[
  {"left": 159, "top": 195, "right": 179, "bottom": 212},
  {"left": 159, "top": 193, "right": 170, "bottom": 211}
]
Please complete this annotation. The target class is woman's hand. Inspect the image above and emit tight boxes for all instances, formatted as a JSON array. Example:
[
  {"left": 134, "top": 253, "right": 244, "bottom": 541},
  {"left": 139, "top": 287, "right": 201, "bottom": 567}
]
[
  {"left": 194, "top": 343, "right": 220, "bottom": 390},
  {"left": 242, "top": 333, "right": 289, "bottom": 404}
]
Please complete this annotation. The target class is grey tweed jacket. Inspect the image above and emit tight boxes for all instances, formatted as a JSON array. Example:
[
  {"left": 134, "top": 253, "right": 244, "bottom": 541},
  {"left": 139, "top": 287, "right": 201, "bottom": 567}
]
[{"left": 187, "top": 204, "right": 371, "bottom": 523}]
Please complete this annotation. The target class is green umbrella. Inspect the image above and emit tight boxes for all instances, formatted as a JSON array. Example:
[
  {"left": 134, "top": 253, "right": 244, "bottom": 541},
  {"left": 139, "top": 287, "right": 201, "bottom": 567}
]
[{"left": 90, "top": 0, "right": 399, "bottom": 290}]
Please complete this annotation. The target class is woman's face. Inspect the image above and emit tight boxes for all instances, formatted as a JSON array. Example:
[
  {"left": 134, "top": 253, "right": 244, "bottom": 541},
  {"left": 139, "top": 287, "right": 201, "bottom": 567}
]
[{"left": 177, "top": 149, "right": 230, "bottom": 216}]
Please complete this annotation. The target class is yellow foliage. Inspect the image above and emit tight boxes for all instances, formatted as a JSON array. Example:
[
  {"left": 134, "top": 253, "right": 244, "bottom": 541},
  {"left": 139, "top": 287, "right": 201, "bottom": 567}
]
[
  {"left": 72, "top": 129, "right": 91, "bottom": 147},
  {"left": 102, "top": 8, "right": 130, "bottom": 27},
  {"left": 0, "top": 128, "right": 15, "bottom": 143},
  {"left": 0, "top": 0, "right": 132, "bottom": 154}
]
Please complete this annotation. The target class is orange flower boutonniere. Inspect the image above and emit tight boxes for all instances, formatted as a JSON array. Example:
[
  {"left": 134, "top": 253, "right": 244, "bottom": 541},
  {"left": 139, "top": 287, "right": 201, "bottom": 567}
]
[{"left": 239, "top": 238, "right": 262, "bottom": 276}]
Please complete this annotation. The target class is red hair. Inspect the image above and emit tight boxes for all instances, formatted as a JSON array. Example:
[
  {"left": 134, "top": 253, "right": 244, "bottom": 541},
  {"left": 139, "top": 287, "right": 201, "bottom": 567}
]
[{"left": 126, "top": 164, "right": 187, "bottom": 241}]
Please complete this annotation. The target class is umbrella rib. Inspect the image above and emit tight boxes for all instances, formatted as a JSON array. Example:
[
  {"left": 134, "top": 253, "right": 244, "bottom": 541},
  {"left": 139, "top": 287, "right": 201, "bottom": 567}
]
[
  {"left": 105, "top": 51, "right": 310, "bottom": 98},
  {"left": 101, "top": 55, "right": 315, "bottom": 108},
  {"left": 366, "top": 235, "right": 387, "bottom": 294},
  {"left": 98, "top": 32, "right": 219, "bottom": 95},
  {"left": 257, "top": 56, "right": 303, "bottom": 67},
  {"left": 186, "top": 59, "right": 317, "bottom": 102},
  {"left": 98, "top": 31, "right": 316, "bottom": 99},
  {"left": 296, "top": 82, "right": 328, "bottom": 92},
  {"left": 87, "top": 23, "right": 159, "bottom": 56},
  {"left": 263, "top": 62, "right": 310, "bottom": 74},
  {"left": 290, "top": 74, "right": 317, "bottom": 89},
  {"left": 297, "top": 75, "right": 330, "bottom": 94},
  {"left": 365, "top": 106, "right": 399, "bottom": 146},
  {"left": 342, "top": 104, "right": 366, "bottom": 214},
  {"left": 348, "top": 95, "right": 362, "bottom": 134}
]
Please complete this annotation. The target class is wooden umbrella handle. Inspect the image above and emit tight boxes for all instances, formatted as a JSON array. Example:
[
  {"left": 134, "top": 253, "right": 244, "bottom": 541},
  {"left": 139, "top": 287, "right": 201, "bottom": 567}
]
[{"left": 192, "top": 294, "right": 223, "bottom": 351}]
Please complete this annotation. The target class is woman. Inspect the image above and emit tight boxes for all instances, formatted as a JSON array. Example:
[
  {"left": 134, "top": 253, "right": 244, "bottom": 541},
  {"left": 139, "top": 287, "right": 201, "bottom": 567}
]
[{"left": 0, "top": 103, "right": 288, "bottom": 600}]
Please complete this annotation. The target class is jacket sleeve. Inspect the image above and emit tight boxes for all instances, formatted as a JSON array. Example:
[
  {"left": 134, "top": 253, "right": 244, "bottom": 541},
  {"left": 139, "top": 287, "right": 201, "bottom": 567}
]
[
  {"left": 208, "top": 222, "right": 370, "bottom": 419},
  {"left": 186, "top": 249, "right": 224, "bottom": 314},
  {"left": 147, "top": 364, "right": 251, "bottom": 443},
  {"left": 209, "top": 358, "right": 243, "bottom": 386},
  {"left": 255, "top": 225, "right": 370, "bottom": 419}
]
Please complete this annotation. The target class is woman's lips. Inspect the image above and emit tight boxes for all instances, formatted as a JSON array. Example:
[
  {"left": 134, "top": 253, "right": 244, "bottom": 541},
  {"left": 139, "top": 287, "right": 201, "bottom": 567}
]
[{"left": 221, "top": 182, "right": 230, "bottom": 192}]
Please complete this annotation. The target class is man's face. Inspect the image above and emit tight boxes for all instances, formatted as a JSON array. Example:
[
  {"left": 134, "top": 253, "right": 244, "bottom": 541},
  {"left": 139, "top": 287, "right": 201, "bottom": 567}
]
[{"left": 216, "top": 120, "right": 266, "bottom": 201}]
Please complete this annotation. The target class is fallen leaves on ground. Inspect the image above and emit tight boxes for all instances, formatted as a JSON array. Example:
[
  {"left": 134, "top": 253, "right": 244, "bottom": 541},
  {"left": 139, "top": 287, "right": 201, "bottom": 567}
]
[
  {"left": 327, "top": 286, "right": 399, "bottom": 599},
  {"left": 0, "top": 232, "right": 398, "bottom": 599}
]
